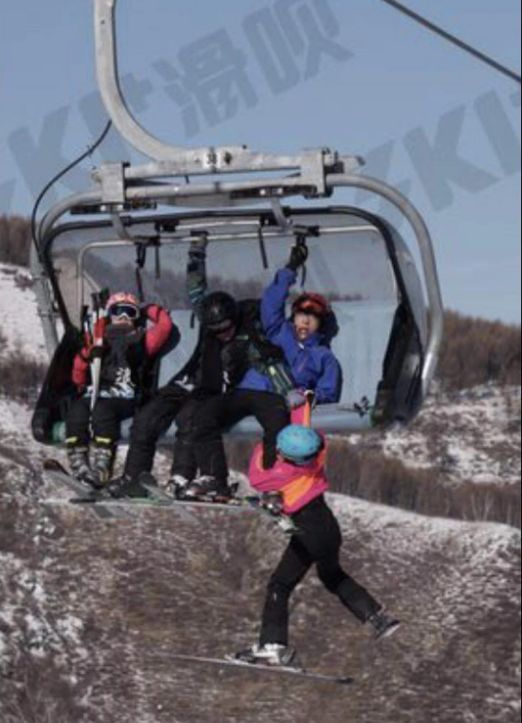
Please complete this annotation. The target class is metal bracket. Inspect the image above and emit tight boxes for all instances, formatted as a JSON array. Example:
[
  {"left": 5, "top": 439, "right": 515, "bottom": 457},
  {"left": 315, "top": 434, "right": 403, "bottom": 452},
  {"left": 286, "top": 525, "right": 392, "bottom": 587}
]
[{"left": 97, "top": 162, "right": 126, "bottom": 205}]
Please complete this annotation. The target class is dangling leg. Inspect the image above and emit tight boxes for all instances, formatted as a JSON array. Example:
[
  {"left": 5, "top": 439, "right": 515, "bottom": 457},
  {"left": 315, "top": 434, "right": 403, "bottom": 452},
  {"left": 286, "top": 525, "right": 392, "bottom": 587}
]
[
  {"left": 91, "top": 399, "right": 135, "bottom": 487},
  {"left": 168, "top": 397, "right": 199, "bottom": 498},
  {"left": 65, "top": 397, "right": 98, "bottom": 486},
  {"left": 233, "top": 390, "right": 289, "bottom": 470},
  {"left": 260, "top": 538, "right": 312, "bottom": 646},
  {"left": 123, "top": 385, "right": 189, "bottom": 484},
  {"left": 186, "top": 394, "right": 232, "bottom": 500},
  {"left": 234, "top": 537, "right": 312, "bottom": 667},
  {"left": 312, "top": 501, "right": 400, "bottom": 638}
]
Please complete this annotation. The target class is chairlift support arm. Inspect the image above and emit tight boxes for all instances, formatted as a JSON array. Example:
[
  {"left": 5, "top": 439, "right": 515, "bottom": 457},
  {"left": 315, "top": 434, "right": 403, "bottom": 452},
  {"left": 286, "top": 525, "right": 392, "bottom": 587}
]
[{"left": 94, "top": 0, "right": 358, "bottom": 182}]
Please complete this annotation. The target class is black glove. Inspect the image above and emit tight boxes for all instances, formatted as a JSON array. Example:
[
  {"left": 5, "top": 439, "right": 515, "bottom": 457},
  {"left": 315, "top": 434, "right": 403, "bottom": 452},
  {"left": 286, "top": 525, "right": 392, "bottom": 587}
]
[{"left": 286, "top": 243, "right": 309, "bottom": 271}]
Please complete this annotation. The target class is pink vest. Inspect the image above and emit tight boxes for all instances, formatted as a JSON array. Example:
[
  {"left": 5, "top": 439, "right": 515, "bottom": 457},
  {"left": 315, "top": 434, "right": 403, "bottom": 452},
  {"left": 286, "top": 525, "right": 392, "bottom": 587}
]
[{"left": 248, "top": 442, "right": 329, "bottom": 515}]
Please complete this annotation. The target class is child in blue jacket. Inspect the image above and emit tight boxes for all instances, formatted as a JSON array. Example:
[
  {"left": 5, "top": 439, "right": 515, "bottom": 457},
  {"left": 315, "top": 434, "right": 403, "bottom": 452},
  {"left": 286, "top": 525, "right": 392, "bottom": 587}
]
[{"left": 261, "top": 244, "right": 343, "bottom": 406}]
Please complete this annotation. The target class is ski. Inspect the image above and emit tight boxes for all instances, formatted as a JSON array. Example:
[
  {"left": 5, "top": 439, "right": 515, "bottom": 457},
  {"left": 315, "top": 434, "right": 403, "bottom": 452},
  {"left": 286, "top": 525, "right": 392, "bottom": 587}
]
[
  {"left": 138, "top": 474, "right": 295, "bottom": 533},
  {"left": 42, "top": 459, "right": 128, "bottom": 520},
  {"left": 42, "top": 466, "right": 291, "bottom": 529},
  {"left": 139, "top": 473, "right": 260, "bottom": 512},
  {"left": 66, "top": 490, "right": 258, "bottom": 513},
  {"left": 167, "top": 653, "right": 354, "bottom": 686}
]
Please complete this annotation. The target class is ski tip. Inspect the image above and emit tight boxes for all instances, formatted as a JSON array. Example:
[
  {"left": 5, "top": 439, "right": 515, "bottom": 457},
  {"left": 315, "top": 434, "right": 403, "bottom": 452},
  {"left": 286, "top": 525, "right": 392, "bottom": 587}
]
[{"left": 43, "top": 458, "right": 68, "bottom": 474}]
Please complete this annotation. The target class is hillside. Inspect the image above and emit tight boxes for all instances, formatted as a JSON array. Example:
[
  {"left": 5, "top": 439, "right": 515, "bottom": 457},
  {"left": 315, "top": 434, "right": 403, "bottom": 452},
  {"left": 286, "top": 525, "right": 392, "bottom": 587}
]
[
  {"left": 0, "top": 260, "right": 520, "bottom": 722},
  {"left": 0, "top": 427, "right": 520, "bottom": 723}
]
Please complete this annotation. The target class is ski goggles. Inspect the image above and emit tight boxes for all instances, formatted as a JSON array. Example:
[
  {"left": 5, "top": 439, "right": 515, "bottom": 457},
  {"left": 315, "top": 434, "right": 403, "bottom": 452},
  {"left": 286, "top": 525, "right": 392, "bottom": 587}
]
[{"left": 109, "top": 304, "right": 139, "bottom": 320}]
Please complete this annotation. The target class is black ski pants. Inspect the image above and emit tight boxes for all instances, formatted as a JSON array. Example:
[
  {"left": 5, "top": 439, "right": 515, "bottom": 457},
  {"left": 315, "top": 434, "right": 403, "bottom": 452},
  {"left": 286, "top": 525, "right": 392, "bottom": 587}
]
[
  {"left": 190, "top": 389, "right": 290, "bottom": 483},
  {"left": 123, "top": 383, "right": 198, "bottom": 482},
  {"left": 260, "top": 496, "right": 381, "bottom": 646},
  {"left": 65, "top": 397, "right": 136, "bottom": 446}
]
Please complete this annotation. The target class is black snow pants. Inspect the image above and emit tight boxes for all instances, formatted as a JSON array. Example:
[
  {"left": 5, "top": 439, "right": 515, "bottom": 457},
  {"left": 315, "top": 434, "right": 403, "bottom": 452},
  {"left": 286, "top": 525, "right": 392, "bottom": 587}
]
[
  {"left": 123, "top": 383, "right": 198, "bottom": 482},
  {"left": 260, "top": 496, "right": 382, "bottom": 646},
  {"left": 65, "top": 397, "right": 136, "bottom": 446},
  {"left": 189, "top": 389, "right": 290, "bottom": 483}
]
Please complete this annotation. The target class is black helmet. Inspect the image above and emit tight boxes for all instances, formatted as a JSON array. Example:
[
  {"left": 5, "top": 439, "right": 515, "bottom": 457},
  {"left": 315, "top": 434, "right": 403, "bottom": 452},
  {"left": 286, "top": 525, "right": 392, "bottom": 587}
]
[{"left": 200, "top": 292, "right": 238, "bottom": 332}]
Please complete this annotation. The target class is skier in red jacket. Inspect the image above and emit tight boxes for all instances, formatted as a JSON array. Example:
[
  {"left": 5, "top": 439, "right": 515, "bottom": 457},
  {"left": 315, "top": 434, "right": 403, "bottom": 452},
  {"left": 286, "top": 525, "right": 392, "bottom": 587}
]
[{"left": 65, "top": 292, "right": 174, "bottom": 488}]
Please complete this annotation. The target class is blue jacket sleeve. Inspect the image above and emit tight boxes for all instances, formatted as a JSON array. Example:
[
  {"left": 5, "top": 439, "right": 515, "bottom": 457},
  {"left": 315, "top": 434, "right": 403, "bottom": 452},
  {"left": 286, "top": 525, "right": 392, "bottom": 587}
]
[
  {"left": 315, "top": 352, "right": 343, "bottom": 404},
  {"left": 261, "top": 267, "right": 297, "bottom": 340}
]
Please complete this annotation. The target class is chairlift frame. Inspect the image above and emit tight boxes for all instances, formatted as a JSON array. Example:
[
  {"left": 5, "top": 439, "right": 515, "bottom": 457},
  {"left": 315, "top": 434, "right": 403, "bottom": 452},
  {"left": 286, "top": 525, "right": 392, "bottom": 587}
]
[{"left": 31, "top": 0, "right": 444, "bottom": 437}]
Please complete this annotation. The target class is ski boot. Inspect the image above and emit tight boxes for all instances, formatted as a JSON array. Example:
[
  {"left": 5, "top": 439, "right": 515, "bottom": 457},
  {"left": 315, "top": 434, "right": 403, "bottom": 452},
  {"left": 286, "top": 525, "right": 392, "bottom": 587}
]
[
  {"left": 183, "top": 476, "right": 232, "bottom": 503},
  {"left": 233, "top": 643, "right": 298, "bottom": 668},
  {"left": 106, "top": 473, "right": 149, "bottom": 499},
  {"left": 66, "top": 445, "right": 99, "bottom": 488},
  {"left": 92, "top": 440, "right": 116, "bottom": 488},
  {"left": 165, "top": 474, "right": 191, "bottom": 500},
  {"left": 368, "top": 610, "right": 401, "bottom": 640}
]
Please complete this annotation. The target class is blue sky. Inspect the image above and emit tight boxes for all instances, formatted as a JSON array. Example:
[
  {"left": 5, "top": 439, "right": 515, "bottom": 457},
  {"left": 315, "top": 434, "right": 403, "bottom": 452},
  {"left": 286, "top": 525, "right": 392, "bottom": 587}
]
[{"left": 0, "top": 0, "right": 520, "bottom": 322}]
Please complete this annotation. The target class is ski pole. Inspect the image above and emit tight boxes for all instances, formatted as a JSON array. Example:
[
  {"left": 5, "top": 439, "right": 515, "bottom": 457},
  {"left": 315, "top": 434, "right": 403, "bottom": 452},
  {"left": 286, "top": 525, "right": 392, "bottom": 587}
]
[{"left": 90, "top": 292, "right": 107, "bottom": 413}]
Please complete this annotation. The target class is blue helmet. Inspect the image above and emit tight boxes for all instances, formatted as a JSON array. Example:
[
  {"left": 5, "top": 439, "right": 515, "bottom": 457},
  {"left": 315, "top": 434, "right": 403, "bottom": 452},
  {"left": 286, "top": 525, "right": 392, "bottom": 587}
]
[{"left": 276, "top": 425, "right": 323, "bottom": 465}]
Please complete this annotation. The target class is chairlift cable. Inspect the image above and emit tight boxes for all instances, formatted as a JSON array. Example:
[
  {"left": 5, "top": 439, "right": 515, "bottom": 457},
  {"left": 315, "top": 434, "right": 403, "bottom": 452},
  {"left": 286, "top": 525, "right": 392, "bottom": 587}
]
[
  {"left": 30, "top": 120, "right": 113, "bottom": 257},
  {"left": 377, "top": 0, "right": 522, "bottom": 85}
]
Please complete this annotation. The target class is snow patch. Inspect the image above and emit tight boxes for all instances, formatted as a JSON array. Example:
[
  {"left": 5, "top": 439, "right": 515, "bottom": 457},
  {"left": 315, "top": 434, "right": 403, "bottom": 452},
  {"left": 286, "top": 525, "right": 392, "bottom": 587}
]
[
  {"left": 345, "top": 384, "right": 521, "bottom": 487},
  {"left": 0, "top": 263, "right": 46, "bottom": 360}
]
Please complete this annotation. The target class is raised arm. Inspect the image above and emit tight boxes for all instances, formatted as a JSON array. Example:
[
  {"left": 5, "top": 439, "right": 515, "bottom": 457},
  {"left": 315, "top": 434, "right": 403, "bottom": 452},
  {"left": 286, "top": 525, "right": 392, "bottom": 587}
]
[
  {"left": 261, "top": 242, "right": 309, "bottom": 338},
  {"left": 143, "top": 304, "right": 175, "bottom": 357},
  {"left": 186, "top": 234, "right": 209, "bottom": 319},
  {"left": 261, "top": 267, "right": 296, "bottom": 339}
]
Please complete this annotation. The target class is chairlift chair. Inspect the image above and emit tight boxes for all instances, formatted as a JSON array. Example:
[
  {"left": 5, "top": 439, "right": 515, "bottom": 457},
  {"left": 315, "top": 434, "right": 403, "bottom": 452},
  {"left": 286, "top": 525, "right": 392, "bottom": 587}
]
[{"left": 31, "top": 0, "right": 444, "bottom": 444}]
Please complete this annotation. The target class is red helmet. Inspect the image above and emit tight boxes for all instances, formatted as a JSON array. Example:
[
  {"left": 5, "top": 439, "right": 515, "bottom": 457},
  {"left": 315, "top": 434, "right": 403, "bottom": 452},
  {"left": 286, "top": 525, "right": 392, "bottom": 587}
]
[
  {"left": 291, "top": 292, "right": 331, "bottom": 319},
  {"left": 107, "top": 292, "right": 140, "bottom": 309}
]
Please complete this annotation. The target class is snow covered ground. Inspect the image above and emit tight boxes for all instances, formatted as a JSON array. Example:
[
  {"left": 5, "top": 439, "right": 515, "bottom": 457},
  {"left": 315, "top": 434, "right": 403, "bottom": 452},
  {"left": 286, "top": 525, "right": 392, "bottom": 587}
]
[
  {"left": 0, "top": 443, "right": 519, "bottom": 723},
  {"left": 0, "top": 263, "right": 46, "bottom": 360},
  {"left": 345, "top": 384, "right": 521, "bottom": 487},
  {"left": 0, "top": 263, "right": 520, "bottom": 722}
]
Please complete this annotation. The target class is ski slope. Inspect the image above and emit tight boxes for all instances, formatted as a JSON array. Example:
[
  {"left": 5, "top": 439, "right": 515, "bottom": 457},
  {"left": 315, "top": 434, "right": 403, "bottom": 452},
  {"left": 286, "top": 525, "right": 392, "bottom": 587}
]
[
  {"left": 0, "top": 263, "right": 46, "bottom": 360},
  {"left": 0, "top": 263, "right": 520, "bottom": 722}
]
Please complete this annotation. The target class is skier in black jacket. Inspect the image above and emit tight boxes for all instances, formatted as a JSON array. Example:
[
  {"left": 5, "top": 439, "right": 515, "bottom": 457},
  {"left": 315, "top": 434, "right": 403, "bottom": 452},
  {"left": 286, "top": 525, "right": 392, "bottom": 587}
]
[{"left": 115, "top": 234, "right": 293, "bottom": 499}]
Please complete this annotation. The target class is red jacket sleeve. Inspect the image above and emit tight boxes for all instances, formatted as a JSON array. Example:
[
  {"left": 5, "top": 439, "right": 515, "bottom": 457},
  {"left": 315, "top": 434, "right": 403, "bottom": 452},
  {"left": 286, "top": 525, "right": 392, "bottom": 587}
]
[
  {"left": 144, "top": 305, "right": 174, "bottom": 357},
  {"left": 72, "top": 352, "right": 90, "bottom": 389}
]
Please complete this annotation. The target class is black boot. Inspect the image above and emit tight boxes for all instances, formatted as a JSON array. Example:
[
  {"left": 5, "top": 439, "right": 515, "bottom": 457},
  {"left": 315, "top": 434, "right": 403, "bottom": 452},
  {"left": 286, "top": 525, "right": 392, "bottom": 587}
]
[
  {"left": 106, "top": 473, "right": 149, "bottom": 499},
  {"left": 183, "top": 476, "right": 231, "bottom": 502},
  {"left": 165, "top": 474, "right": 191, "bottom": 500},
  {"left": 368, "top": 611, "right": 401, "bottom": 640}
]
